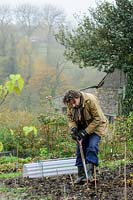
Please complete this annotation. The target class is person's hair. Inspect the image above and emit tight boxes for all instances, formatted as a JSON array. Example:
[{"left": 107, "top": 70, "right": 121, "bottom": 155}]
[{"left": 63, "top": 90, "right": 81, "bottom": 104}]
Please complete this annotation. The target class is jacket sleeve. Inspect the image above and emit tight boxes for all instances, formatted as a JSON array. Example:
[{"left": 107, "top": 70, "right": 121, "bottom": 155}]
[
  {"left": 67, "top": 107, "right": 77, "bottom": 129},
  {"left": 85, "top": 99, "right": 104, "bottom": 134}
]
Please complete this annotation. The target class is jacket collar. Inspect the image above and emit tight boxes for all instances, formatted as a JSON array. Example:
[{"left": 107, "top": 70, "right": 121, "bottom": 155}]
[{"left": 80, "top": 92, "right": 86, "bottom": 107}]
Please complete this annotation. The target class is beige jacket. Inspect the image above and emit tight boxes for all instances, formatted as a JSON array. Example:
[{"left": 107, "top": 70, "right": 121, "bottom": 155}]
[{"left": 67, "top": 92, "right": 108, "bottom": 136}]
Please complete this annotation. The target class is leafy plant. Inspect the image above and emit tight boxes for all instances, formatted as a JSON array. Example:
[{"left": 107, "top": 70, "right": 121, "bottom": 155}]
[
  {"left": 0, "top": 156, "right": 18, "bottom": 164},
  {"left": 99, "top": 114, "right": 133, "bottom": 162},
  {"left": 5, "top": 74, "right": 24, "bottom": 95},
  {"left": 39, "top": 147, "right": 49, "bottom": 158},
  {"left": 0, "top": 172, "right": 21, "bottom": 179},
  {"left": 23, "top": 126, "right": 37, "bottom": 136},
  {"left": 0, "top": 74, "right": 24, "bottom": 106},
  {"left": 0, "top": 141, "right": 3, "bottom": 152}
]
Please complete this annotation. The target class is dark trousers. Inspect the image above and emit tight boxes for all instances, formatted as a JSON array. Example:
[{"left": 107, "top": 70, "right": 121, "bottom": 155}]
[{"left": 75, "top": 133, "right": 101, "bottom": 167}]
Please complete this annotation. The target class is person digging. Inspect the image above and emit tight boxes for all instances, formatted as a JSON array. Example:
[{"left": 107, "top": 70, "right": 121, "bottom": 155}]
[{"left": 63, "top": 90, "right": 108, "bottom": 184}]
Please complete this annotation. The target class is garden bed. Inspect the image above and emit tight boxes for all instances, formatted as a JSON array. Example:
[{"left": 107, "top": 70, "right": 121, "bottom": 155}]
[{"left": 0, "top": 163, "right": 132, "bottom": 199}]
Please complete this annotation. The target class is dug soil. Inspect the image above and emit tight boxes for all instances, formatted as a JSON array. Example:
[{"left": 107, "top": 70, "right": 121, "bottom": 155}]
[{"left": 0, "top": 163, "right": 133, "bottom": 200}]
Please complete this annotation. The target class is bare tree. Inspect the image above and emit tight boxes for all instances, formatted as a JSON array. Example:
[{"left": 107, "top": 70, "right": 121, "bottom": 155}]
[
  {"left": 15, "top": 4, "right": 40, "bottom": 37},
  {"left": 14, "top": 4, "right": 41, "bottom": 84},
  {"left": 13, "top": 4, "right": 41, "bottom": 109},
  {"left": 0, "top": 5, "right": 19, "bottom": 83},
  {"left": 40, "top": 4, "right": 66, "bottom": 65},
  {"left": 0, "top": 5, "right": 12, "bottom": 56},
  {"left": 38, "top": 4, "right": 70, "bottom": 96}
]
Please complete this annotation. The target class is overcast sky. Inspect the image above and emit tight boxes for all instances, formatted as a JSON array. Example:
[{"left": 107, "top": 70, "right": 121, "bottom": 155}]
[{"left": 0, "top": 0, "right": 97, "bottom": 17}]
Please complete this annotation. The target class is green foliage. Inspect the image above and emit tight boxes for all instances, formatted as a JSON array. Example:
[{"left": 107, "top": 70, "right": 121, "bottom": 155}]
[
  {"left": 0, "top": 74, "right": 24, "bottom": 106},
  {"left": 37, "top": 112, "right": 75, "bottom": 158},
  {"left": 55, "top": 140, "right": 75, "bottom": 158},
  {"left": 113, "top": 113, "right": 133, "bottom": 140},
  {"left": 57, "top": 0, "right": 133, "bottom": 72},
  {"left": 99, "top": 114, "right": 133, "bottom": 161},
  {"left": 0, "top": 110, "right": 132, "bottom": 161},
  {"left": 39, "top": 147, "right": 50, "bottom": 158},
  {"left": 39, "top": 137, "right": 75, "bottom": 159},
  {"left": 0, "top": 156, "right": 32, "bottom": 175},
  {"left": 0, "top": 110, "right": 38, "bottom": 157},
  {"left": 122, "top": 72, "right": 133, "bottom": 115},
  {"left": 56, "top": 0, "right": 133, "bottom": 115},
  {"left": 23, "top": 126, "right": 37, "bottom": 136},
  {"left": 0, "top": 156, "right": 31, "bottom": 164},
  {"left": 38, "top": 113, "right": 67, "bottom": 125},
  {"left": 44, "top": 195, "right": 53, "bottom": 200},
  {"left": 0, "top": 172, "right": 21, "bottom": 179},
  {"left": 0, "top": 141, "right": 3, "bottom": 152},
  {"left": 99, "top": 159, "right": 131, "bottom": 170},
  {"left": 0, "top": 127, "right": 17, "bottom": 151},
  {"left": 0, "top": 110, "right": 70, "bottom": 158},
  {"left": 0, "top": 156, "right": 18, "bottom": 164},
  {"left": 5, "top": 74, "right": 24, "bottom": 95}
]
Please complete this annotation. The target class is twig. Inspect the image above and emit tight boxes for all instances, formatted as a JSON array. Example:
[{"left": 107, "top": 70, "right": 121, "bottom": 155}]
[
  {"left": 63, "top": 183, "right": 67, "bottom": 199},
  {"left": 124, "top": 141, "right": 127, "bottom": 200},
  {"left": 0, "top": 91, "right": 8, "bottom": 106},
  {"left": 69, "top": 174, "right": 74, "bottom": 187}
]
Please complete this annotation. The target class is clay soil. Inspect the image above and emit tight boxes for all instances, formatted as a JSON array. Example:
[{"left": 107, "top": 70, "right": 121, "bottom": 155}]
[{"left": 0, "top": 163, "right": 133, "bottom": 200}]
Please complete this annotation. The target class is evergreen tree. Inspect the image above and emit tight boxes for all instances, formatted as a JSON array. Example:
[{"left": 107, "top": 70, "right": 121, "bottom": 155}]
[{"left": 56, "top": 0, "right": 133, "bottom": 115}]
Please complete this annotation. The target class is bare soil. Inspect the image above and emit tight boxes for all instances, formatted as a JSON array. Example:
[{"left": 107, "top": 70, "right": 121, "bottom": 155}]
[{"left": 0, "top": 163, "right": 133, "bottom": 200}]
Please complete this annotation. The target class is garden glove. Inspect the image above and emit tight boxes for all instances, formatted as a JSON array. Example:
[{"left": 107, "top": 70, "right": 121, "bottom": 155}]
[
  {"left": 78, "top": 129, "right": 88, "bottom": 140},
  {"left": 71, "top": 127, "right": 78, "bottom": 141}
]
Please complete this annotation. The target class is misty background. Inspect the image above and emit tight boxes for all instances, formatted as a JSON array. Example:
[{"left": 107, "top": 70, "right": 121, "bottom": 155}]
[{"left": 0, "top": 2, "right": 105, "bottom": 112}]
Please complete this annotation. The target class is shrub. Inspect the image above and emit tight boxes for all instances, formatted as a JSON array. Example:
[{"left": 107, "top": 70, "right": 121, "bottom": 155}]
[
  {"left": 0, "top": 109, "right": 132, "bottom": 162},
  {"left": 0, "top": 110, "right": 38, "bottom": 157},
  {"left": 99, "top": 113, "right": 133, "bottom": 162}
]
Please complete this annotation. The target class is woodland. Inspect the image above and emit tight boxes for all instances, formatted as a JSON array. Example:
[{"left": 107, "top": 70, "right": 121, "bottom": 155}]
[{"left": 0, "top": 3, "right": 104, "bottom": 113}]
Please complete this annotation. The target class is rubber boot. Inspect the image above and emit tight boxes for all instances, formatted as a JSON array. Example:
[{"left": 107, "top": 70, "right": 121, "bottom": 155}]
[
  {"left": 87, "top": 163, "right": 94, "bottom": 182},
  {"left": 74, "top": 166, "right": 86, "bottom": 184}
]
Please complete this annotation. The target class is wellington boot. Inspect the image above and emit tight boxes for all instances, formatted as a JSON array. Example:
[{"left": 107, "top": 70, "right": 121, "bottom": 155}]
[
  {"left": 87, "top": 163, "right": 94, "bottom": 182},
  {"left": 74, "top": 166, "right": 86, "bottom": 184}
]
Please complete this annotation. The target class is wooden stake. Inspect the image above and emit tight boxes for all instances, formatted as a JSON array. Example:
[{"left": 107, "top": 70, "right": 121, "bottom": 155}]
[
  {"left": 69, "top": 174, "right": 74, "bottom": 187},
  {"left": 94, "top": 165, "right": 97, "bottom": 190},
  {"left": 124, "top": 141, "right": 127, "bottom": 200}
]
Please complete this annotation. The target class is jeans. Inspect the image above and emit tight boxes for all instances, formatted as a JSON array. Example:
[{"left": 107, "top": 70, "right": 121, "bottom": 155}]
[{"left": 75, "top": 132, "right": 101, "bottom": 167}]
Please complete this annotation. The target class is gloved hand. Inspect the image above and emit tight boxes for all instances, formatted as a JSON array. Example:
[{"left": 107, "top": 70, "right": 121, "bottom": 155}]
[
  {"left": 71, "top": 127, "right": 78, "bottom": 140},
  {"left": 78, "top": 129, "right": 88, "bottom": 139}
]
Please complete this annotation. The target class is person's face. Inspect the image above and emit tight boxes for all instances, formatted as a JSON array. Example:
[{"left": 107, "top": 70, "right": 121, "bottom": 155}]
[{"left": 69, "top": 97, "right": 80, "bottom": 108}]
